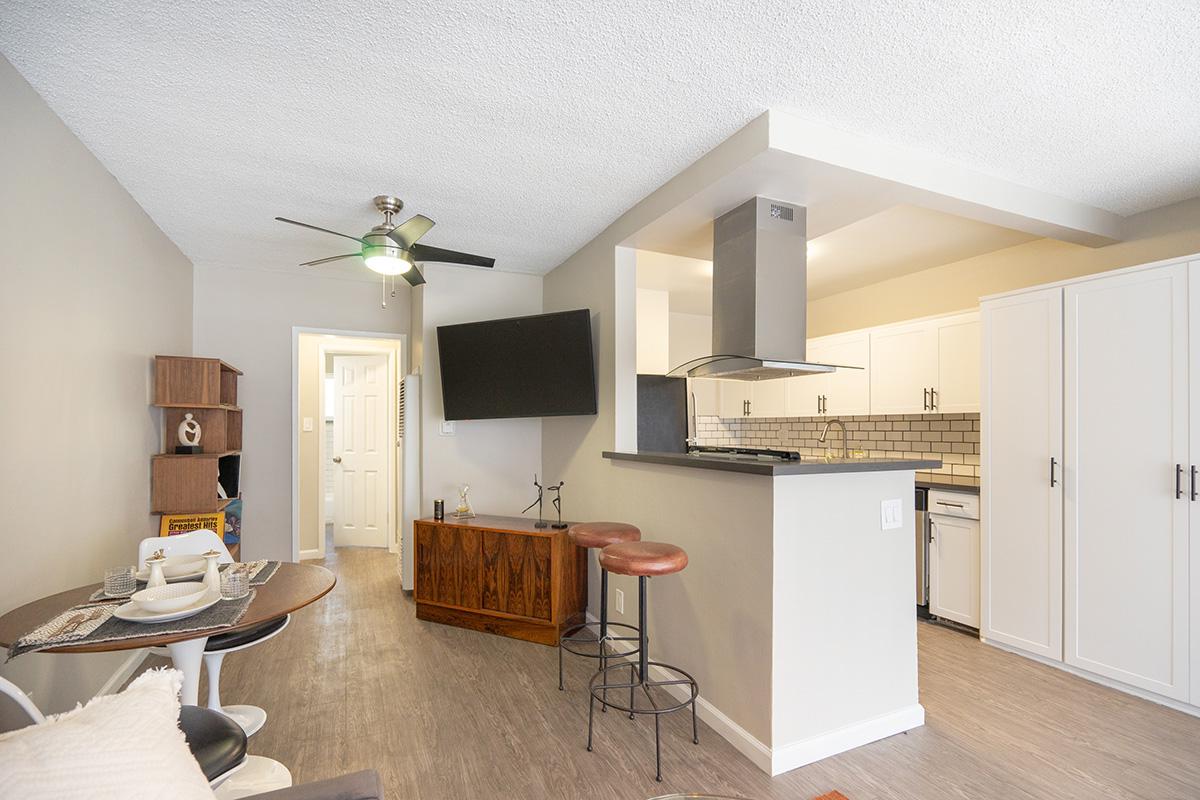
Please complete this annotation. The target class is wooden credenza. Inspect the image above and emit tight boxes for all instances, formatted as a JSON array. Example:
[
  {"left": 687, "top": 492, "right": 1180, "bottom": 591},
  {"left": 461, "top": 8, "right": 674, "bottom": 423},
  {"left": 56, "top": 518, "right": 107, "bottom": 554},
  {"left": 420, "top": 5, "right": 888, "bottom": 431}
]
[{"left": 413, "top": 515, "right": 587, "bottom": 646}]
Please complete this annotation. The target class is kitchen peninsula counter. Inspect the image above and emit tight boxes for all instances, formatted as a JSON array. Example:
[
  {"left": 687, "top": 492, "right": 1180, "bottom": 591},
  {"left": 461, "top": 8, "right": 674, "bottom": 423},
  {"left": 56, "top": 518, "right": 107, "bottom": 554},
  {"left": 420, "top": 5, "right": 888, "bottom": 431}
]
[{"left": 602, "top": 450, "right": 941, "bottom": 476}]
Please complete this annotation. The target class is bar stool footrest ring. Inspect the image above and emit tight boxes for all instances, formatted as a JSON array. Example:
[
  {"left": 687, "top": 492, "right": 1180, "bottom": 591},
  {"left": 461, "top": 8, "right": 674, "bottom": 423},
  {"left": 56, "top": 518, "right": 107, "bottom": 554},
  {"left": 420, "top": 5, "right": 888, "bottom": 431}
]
[
  {"left": 587, "top": 661, "right": 699, "bottom": 716},
  {"left": 559, "top": 621, "right": 642, "bottom": 660}
]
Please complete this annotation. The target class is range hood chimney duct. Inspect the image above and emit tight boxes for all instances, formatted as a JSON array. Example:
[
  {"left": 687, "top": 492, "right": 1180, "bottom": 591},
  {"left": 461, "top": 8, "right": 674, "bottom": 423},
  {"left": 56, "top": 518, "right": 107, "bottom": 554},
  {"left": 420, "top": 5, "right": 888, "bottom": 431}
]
[{"left": 668, "top": 197, "right": 846, "bottom": 381}]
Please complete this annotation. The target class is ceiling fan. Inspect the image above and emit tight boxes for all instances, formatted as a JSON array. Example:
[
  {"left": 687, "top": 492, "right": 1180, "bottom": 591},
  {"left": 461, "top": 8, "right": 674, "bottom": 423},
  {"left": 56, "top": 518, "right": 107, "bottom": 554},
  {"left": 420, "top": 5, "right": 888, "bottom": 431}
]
[{"left": 275, "top": 195, "right": 495, "bottom": 288}]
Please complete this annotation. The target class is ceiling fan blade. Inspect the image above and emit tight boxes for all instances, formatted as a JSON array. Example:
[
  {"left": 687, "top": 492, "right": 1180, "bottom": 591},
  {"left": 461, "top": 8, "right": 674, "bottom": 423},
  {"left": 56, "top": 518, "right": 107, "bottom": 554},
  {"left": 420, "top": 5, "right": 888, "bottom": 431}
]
[
  {"left": 299, "top": 253, "right": 360, "bottom": 267},
  {"left": 401, "top": 265, "right": 427, "bottom": 287},
  {"left": 410, "top": 243, "right": 495, "bottom": 269},
  {"left": 387, "top": 214, "right": 435, "bottom": 249},
  {"left": 275, "top": 217, "right": 365, "bottom": 244}
]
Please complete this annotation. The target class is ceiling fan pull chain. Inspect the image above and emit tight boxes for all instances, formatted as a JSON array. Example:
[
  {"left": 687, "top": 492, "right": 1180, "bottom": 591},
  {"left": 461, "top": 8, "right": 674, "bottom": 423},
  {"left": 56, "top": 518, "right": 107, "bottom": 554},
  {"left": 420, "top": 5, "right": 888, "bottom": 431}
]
[
  {"left": 381, "top": 275, "right": 387, "bottom": 309},
  {"left": 390, "top": 274, "right": 396, "bottom": 297}
]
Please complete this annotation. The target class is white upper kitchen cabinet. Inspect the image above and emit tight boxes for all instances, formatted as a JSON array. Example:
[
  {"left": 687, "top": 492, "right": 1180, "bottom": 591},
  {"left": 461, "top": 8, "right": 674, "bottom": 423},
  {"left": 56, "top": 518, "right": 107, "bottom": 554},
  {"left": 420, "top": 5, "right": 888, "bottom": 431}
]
[
  {"left": 981, "top": 287, "right": 1063, "bottom": 660},
  {"left": 869, "top": 321, "right": 938, "bottom": 414},
  {"left": 689, "top": 378, "right": 721, "bottom": 417},
  {"left": 935, "top": 313, "right": 981, "bottom": 413},
  {"left": 1064, "top": 261, "right": 1190, "bottom": 701},
  {"left": 749, "top": 378, "right": 789, "bottom": 418},
  {"left": 802, "top": 332, "right": 871, "bottom": 417},
  {"left": 717, "top": 380, "right": 752, "bottom": 418}
]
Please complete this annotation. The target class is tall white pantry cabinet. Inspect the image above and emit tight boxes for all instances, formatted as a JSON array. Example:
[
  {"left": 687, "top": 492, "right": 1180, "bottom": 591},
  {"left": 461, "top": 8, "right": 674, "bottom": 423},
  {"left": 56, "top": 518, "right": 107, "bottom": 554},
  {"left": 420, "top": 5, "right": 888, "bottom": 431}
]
[{"left": 982, "top": 255, "right": 1200, "bottom": 707}]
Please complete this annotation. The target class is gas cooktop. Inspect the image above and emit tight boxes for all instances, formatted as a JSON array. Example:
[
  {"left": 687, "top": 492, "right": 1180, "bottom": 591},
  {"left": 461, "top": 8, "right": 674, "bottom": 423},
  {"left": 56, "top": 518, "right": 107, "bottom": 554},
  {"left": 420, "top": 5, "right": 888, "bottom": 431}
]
[{"left": 686, "top": 446, "right": 801, "bottom": 462}]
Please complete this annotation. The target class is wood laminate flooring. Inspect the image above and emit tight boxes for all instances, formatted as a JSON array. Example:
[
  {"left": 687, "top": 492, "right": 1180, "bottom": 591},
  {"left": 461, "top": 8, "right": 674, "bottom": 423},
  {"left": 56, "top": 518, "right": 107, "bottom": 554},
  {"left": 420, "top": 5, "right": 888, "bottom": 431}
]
[{"left": 142, "top": 541, "right": 1200, "bottom": 799}]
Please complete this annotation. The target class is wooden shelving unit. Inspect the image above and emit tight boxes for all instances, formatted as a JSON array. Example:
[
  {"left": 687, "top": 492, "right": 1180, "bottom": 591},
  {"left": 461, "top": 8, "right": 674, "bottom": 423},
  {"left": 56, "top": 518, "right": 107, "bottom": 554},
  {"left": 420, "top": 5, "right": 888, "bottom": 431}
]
[{"left": 151, "top": 356, "right": 244, "bottom": 560}]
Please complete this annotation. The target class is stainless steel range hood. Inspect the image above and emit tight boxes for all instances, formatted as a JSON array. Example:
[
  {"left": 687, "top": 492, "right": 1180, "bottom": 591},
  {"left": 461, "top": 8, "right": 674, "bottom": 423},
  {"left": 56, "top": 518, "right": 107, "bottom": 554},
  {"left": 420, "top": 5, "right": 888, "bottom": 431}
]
[{"left": 667, "top": 196, "right": 850, "bottom": 381}]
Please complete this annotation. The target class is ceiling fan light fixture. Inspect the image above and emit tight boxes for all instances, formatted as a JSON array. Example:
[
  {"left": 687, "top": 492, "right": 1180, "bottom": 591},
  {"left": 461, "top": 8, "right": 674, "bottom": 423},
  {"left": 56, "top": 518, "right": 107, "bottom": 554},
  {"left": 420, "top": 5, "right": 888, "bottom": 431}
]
[{"left": 362, "top": 243, "right": 413, "bottom": 275}]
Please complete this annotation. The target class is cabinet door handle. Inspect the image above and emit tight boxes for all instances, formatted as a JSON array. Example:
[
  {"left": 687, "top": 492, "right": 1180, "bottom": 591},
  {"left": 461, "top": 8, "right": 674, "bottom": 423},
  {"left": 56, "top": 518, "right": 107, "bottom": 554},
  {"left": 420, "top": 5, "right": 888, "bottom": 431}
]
[
  {"left": 929, "top": 387, "right": 937, "bottom": 411},
  {"left": 1192, "top": 465, "right": 1197, "bottom": 501},
  {"left": 1177, "top": 464, "right": 1185, "bottom": 499},
  {"left": 923, "top": 387, "right": 929, "bottom": 411},
  {"left": 1050, "top": 457, "right": 1057, "bottom": 487}
]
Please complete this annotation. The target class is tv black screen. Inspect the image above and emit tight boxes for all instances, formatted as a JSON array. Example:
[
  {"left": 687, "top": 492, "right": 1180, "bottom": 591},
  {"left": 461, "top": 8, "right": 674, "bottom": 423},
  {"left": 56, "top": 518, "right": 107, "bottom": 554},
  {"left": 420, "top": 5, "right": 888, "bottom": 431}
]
[{"left": 437, "top": 309, "right": 597, "bottom": 420}]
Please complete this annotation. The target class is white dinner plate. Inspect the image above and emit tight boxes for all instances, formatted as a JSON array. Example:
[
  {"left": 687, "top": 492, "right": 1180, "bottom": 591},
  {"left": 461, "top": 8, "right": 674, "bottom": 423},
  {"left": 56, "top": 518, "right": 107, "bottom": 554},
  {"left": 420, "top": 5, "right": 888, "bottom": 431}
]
[{"left": 113, "top": 590, "right": 221, "bottom": 624}]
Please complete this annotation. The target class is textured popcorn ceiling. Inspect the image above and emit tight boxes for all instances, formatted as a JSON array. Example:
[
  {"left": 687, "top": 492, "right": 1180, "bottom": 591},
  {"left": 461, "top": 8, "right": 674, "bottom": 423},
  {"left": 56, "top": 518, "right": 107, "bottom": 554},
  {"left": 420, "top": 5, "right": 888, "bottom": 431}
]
[{"left": 2, "top": 1, "right": 1197, "bottom": 275}]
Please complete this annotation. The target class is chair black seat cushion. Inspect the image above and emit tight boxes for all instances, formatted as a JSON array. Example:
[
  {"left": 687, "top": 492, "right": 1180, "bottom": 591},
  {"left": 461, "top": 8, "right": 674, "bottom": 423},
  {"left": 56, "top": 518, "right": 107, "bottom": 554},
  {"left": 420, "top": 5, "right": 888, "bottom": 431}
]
[
  {"left": 179, "top": 705, "right": 247, "bottom": 781},
  {"left": 205, "top": 615, "right": 289, "bottom": 652}
]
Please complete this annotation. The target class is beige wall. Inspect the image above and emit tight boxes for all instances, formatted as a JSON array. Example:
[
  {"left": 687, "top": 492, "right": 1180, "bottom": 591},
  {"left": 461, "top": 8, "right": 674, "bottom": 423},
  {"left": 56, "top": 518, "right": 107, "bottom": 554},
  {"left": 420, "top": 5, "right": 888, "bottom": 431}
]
[
  {"left": 635, "top": 288, "right": 669, "bottom": 374},
  {"left": 193, "top": 265, "right": 411, "bottom": 562},
  {"left": 412, "top": 264, "right": 544, "bottom": 518},
  {"left": 297, "top": 333, "right": 404, "bottom": 555},
  {"left": 808, "top": 198, "right": 1200, "bottom": 337},
  {"left": 0, "top": 55, "right": 193, "bottom": 713}
]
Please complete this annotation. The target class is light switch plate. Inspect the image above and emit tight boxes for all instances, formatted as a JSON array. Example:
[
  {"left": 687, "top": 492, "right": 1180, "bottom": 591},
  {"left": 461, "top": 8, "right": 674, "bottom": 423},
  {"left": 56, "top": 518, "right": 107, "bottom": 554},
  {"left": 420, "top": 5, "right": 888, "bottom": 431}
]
[
  {"left": 881, "top": 498, "right": 903, "bottom": 530},
  {"left": 302, "top": 417, "right": 314, "bottom": 432},
  {"left": 440, "top": 420, "right": 456, "bottom": 436}
]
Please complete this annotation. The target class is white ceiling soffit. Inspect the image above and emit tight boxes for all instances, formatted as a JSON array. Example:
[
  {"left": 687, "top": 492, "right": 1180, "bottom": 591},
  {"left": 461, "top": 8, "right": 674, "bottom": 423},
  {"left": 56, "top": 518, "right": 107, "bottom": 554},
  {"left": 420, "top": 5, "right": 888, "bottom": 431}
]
[
  {"left": 2, "top": 2, "right": 1196, "bottom": 278},
  {"left": 630, "top": 110, "right": 1126, "bottom": 260}
]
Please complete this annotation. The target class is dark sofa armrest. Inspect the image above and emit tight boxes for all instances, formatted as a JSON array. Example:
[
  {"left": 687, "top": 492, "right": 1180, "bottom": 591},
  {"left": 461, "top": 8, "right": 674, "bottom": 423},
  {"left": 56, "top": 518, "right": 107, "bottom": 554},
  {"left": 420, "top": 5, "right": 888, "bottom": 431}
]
[{"left": 247, "top": 770, "right": 383, "bottom": 800}]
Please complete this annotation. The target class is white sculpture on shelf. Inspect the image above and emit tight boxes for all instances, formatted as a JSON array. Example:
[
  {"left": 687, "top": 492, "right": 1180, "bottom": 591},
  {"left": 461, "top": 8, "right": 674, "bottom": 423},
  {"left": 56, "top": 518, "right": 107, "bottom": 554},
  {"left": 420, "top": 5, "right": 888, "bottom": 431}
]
[
  {"left": 177, "top": 413, "right": 202, "bottom": 447},
  {"left": 454, "top": 484, "right": 475, "bottom": 519}
]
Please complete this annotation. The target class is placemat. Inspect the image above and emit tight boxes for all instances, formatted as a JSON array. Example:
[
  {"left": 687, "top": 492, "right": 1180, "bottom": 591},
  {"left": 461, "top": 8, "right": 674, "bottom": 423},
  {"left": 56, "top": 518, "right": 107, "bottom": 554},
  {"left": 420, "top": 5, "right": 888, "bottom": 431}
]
[
  {"left": 7, "top": 589, "right": 256, "bottom": 660},
  {"left": 87, "top": 560, "right": 280, "bottom": 602}
]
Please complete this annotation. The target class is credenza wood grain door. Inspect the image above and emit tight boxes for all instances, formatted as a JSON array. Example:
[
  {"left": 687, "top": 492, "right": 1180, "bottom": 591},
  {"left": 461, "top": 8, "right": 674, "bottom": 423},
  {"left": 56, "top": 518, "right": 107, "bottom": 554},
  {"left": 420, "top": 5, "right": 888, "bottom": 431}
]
[
  {"left": 481, "top": 532, "right": 553, "bottom": 620},
  {"left": 414, "top": 523, "right": 481, "bottom": 610}
]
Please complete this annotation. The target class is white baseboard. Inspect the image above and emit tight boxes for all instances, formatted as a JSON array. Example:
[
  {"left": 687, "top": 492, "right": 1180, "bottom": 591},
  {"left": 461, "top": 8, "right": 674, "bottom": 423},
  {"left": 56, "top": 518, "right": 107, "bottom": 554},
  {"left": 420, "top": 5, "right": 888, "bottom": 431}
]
[
  {"left": 98, "top": 650, "right": 150, "bottom": 696},
  {"left": 299, "top": 548, "right": 321, "bottom": 561},
  {"left": 768, "top": 703, "right": 925, "bottom": 775},
  {"left": 587, "top": 613, "right": 923, "bottom": 775},
  {"left": 982, "top": 637, "right": 1200, "bottom": 719}
]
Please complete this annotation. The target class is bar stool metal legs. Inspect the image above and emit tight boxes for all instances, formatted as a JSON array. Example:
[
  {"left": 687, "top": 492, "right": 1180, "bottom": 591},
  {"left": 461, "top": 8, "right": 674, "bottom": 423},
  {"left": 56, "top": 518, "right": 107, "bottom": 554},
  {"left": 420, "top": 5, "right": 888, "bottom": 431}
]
[
  {"left": 586, "top": 575, "right": 699, "bottom": 782},
  {"left": 559, "top": 568, "right": 641, "bottom": 700}
]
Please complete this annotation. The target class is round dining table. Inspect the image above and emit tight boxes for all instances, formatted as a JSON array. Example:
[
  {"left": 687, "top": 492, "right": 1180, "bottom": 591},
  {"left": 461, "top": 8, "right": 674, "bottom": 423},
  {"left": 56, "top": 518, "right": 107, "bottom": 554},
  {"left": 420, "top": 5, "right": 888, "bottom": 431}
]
[{"left": 0, "top": 562, "right": 335, "bottom": 797}]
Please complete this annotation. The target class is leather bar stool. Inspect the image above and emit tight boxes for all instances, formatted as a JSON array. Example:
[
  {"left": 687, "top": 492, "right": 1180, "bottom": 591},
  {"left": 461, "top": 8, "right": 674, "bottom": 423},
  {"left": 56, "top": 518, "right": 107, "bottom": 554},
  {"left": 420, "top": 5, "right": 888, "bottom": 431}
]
[
  {"left": 559, "top": 522, "right": 643, "bottom": 695},
  {"left": 588, "top": 540, "right": 699, "bottom": 782}
]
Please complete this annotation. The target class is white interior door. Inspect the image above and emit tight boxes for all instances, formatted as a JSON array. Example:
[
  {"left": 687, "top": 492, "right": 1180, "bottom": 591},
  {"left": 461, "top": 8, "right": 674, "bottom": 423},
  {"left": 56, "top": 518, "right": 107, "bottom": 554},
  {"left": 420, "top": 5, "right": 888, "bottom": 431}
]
[
  {"left": 870, "top": 322, "right": 937, "bottom": 414},
  {"left": 981, "top": 288, "right": 1063, "bottom": 659},
  {"left": 333, "top": 354, "right": 390, "bottom": 548},
  {"left": 1064, "top": 263, "right": 1189, "bottom": 700},
  {"left": 935, "top": 313, "right": 981, "bottom": 413},
  {"left": 930, "top": 515, "right": 981, "bottom": 627}
]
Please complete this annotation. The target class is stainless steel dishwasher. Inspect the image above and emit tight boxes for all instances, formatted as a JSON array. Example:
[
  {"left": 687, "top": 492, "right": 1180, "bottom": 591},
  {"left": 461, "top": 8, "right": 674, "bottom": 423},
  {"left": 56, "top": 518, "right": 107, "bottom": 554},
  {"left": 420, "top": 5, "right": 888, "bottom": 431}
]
[{"left": 915, "top": 487, "right": 930, "bottom": 617}]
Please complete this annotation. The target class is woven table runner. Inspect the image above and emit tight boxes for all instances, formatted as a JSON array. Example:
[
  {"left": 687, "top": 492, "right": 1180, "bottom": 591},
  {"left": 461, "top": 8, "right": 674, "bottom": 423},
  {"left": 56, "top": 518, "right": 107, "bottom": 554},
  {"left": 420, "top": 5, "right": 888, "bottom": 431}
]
[
  {"left": 86, "top": 560, "right": 280, "bottom": 602},
  {"left": 7, "top": 589, "right": 256, "bottom": 661}
]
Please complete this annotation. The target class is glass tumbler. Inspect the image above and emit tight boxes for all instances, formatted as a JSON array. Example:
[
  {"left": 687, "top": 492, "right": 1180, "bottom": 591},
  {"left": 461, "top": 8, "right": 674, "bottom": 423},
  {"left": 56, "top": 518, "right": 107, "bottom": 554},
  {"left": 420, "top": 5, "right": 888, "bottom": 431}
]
[
  {"left": 104, "top": 566, "right": 136, "bottom": 597},
  {"left": 220, "top": 565, "right": 250, "bottom": 600}
]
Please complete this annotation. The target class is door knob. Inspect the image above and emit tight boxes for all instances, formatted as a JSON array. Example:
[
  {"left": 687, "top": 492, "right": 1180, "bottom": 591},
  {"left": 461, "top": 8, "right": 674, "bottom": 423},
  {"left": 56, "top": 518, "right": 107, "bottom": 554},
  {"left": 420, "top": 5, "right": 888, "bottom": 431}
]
[{"left": 333, "top": 456, "right": 342, "bottom": 463}]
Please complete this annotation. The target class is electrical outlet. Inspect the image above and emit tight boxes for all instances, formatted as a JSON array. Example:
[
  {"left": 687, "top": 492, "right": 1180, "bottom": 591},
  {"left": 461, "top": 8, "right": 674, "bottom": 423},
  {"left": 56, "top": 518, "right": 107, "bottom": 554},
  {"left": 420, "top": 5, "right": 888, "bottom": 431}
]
[
  {"left": 881, "top": 498, "right": 903, "bottom": 530},
  {"left": 615, "top": 588, "right": 624, "bottom": 614}
]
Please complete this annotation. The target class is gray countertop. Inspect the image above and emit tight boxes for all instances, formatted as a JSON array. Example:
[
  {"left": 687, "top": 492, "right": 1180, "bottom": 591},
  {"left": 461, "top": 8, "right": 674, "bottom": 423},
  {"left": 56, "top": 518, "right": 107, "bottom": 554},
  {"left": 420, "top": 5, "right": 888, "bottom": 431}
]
[
  {"left": 602, "top": 450, "right": 942, "bottom": 476},
  {"left": 915, "top": 472, "right": 981, "bottom": 494}
]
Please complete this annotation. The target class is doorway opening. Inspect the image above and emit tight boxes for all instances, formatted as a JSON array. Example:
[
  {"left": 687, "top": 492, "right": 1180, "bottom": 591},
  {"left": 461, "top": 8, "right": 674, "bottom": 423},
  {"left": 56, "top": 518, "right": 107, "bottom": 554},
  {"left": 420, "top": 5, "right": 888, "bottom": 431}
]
[{"left": 294, "top": 329, "right": 406, "bottom": 562}]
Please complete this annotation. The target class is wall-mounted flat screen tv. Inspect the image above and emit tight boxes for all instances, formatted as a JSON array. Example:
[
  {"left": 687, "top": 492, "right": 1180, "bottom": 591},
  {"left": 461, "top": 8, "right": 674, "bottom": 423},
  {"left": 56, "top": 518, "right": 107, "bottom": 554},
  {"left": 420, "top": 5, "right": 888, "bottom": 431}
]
[{"left": 437, "top": 308, "right": 597, "bottom": 420}]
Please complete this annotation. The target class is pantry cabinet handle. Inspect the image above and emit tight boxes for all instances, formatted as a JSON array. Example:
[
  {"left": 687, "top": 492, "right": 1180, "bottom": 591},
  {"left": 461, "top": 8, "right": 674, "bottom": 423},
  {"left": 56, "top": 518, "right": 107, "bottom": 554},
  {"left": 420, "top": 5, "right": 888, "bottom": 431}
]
[
  {"left": 1177, "top": 464, "right": 1184, "bottom": 499},
  {"left": 1192, "top": 465, "right": 1197, "bottom": 502},
  {"left": 1050, "top": 457, "right": 1057, "bottom": 487}
]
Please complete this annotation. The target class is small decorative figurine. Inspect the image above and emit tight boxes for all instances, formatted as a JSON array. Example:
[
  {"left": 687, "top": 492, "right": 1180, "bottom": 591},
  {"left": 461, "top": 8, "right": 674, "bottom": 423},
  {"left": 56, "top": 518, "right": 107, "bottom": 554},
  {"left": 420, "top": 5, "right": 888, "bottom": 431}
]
[
  {"left": 522, "top": 475, "right": 549, "bottom": 528},
  {"left": 201, "top": 549, "right": 222, "bottom": 594},
  {"left": 454, "top": 485, "right": 475, "bottom": 519},
  {"left": 176, "top": 413, "right": 202, "bottom": 454},
  {"left": 145, "top": 549, "right": 167, "bottom": 588},
  {"left": 547, "top": 481, "right": 567, "bottom": 529}
]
